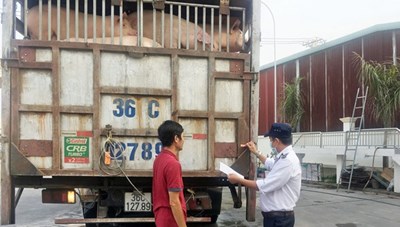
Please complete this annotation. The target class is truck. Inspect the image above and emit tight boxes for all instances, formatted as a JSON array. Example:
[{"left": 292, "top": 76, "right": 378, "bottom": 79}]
[{"left": 1, "top": 0, "right": 260, "bottom": 225}]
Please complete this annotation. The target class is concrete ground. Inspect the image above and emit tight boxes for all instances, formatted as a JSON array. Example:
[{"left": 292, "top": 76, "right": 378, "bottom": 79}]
[
  {"left": 1, "top": 185, "right": 400, "bottom": 226},
  {"left": 213, "top": 185, "right": 400, "bottom": 227}
]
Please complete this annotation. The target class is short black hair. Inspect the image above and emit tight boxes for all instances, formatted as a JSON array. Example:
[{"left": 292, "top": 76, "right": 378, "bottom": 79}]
[{"left": 158, "top": 120, "right": 184, "bottom": 147}]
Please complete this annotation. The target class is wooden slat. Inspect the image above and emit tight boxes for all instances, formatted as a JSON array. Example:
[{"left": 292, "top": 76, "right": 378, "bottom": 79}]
[
  {"left": 52, "top": 46, "right": 61, "bottom": 170},
  {"left": 171, "top": 54, "right": 179, "bottom": 120},
  {"left": 92, "top": 48, "right": 101, "bottom": 173},
  {"left": 99, "top": 128, "right": 158, "bottom": 137},
  {"left": 19, "top": 105, "right": 52, "bottom": 112},
  {"left": 39, "top": 169, "right": 223, "bottom": 177},
  {"left": 6, "top": 61, "right": 52, "bottom": 69},
  {"left": 100, "top": 87, "right": 172, "bottom": 96},
  {"left": 59, "top": 106, "right": 93, "bottom": 114},
  {"left": 214, "top": 71, "right": 252, "bottom": 80},
  {"left": 208, "top": 56, "right": 216, "bottom": 171}
]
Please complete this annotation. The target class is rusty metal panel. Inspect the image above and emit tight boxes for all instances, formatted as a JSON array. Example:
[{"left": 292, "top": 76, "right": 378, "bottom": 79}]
[
  {"left": 397, "top": 30, "right": 400, "bottom": 61},
  {"left": 282, "top": 61, "right": 296, "bottom": 125},
  {"left": 261, "top": 29, "right": 400, "bottom": 131},
  {"left": 35, "top": 48, "right": 52, "bottom": 62},
  {"left": 343, "top": 38, "right": 362, "bottom": 119},
  {"left": 60, "top": 50, "right": 93, "bottom": 106},
  {"left": 382, "top": 31, "right": 396, "bottom": 61},
  {"left": 61, "top": 114, "right": 93, "bottom": 132},
  {"left": 283, "top": 61, "right": 296, "bottom": 83},
  {"left": 310, "top": 52, "right": 326, "bottom": 131},
  {"left": 258, "top": 69, "right": 271, "bottom": 135},
  {"left": 215, "top": 59, "right": 230, "bottom": 72},
  {"left": 178, "top": 57, "right": 208, "bottom": 111},
  {"left": 10, "top": 43, "right": 252, "bottom": 176},
  {"left": 298, "top": 56, "right": 310, "bottom": 132},
  {"left": 215, "top": 80, "right": 243, "bottom": 112},
  {"left": 214, "top": 119, "right": 236, "bottom": 158},
  {"left": 20, "top": 113, "right": 53, "bottom": 140},
  {"left": 230, "top": 60, "right": 244, "bottom": 74},
  {"left": 19, "top": 113, "right": 53, "bottom": 169},
  {"left": 100, "top": 53, "right": 171, "bottom": 90},
  {"left": 326, "top": 46, "right": 343, "bottom": 131},
  {"left": 20, "top": 70, "right": 52, "bottom": 105},
  {"left": 19, "top": 47, "right": 36, "bottom": 62},
  {"left": 363, "top": 32, "right": 394, "bottom": 128},
  {"left": 180, "top": 119, "right": 208, "bottom": 171},
  {"left": 275, "top": 65, "right": 284, "bottom": 121},
  {"left": 19, "top": 140, "right": 52, "bottom": 157},
  {"left": 363, "top": 32, "right": 385, "bottom": 62},
  {"left": 11, "top": 144, "right": 44, "bottom": 176},
  {"left": 214, "top": 142, "right": 236, "bottom": 158}
]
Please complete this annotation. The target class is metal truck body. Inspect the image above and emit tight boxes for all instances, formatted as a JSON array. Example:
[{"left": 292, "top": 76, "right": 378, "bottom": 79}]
[{"left": 1, "top": 0, "right": 260, "bottom": 224}]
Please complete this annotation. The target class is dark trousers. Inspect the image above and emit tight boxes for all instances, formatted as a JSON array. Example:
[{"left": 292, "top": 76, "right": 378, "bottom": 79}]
[{"left": 262, "top": 211, "right": 295, "bottom": 227}]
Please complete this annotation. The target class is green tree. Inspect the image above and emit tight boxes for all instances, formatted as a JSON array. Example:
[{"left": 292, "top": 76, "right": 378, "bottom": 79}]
[
  {"left": 355, "top": 53, "right": 400, "bottom": 127},
  {"left": 280, "top": 77, "right": 305, "bottom": 131}
]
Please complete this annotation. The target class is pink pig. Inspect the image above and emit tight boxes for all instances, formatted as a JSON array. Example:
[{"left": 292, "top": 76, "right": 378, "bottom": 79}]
[
  {"left": 127, "top": 10, "right": 211, "bottom": 50},
  {"left": 27, "top": 5, "right": 136, "bottom": 40},
  {"left": 206, "top": 18, "right": 244, "bottom": 52},
  {"left": 73, "top": 36, "right": 161, "bottom": 47}
]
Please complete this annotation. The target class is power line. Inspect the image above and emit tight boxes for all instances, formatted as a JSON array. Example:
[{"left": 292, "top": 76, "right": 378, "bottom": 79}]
[{"left": 261, "top": 37, "right": 326, "bottom": 47}]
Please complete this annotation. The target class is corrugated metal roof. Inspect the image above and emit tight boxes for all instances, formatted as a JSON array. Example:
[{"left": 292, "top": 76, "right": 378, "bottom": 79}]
[{"left": 260, "top": 21, "right": 400, "bottom": 71}]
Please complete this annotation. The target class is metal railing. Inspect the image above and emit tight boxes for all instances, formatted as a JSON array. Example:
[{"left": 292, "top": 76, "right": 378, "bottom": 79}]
[{"left": 293, "top": 128, "right": 400, "bottom": 149}]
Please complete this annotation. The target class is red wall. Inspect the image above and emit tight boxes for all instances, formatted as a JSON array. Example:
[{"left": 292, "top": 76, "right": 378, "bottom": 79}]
[{"left": 259, "top": 27, "right": 400, "bottom": 134}]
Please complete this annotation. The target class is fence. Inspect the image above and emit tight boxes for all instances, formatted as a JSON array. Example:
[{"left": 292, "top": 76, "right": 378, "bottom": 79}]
[{"left": 293, "top": 128, "right": 400, "bottom": 149}]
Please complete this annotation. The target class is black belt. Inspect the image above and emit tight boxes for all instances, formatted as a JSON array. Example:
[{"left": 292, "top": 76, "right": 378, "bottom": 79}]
[{"left": 262, "top": 210, "right": 294, "bottom": 218}]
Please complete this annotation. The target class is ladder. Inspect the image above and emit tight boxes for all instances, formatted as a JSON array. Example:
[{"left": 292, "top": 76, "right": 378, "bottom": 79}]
[{"left": 337, "top": 87, "right": 368, "bottom": 191}]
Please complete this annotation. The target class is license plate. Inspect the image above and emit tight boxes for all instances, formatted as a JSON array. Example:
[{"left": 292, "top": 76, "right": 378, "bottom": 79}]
[{"left": 124, "top": 192, "right": 152, "bottom": 212}]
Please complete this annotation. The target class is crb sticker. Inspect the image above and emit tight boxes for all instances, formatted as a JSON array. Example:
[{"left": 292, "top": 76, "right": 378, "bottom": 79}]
[{"left": 64, "top": 136, "right": 90, "bottom": 163}]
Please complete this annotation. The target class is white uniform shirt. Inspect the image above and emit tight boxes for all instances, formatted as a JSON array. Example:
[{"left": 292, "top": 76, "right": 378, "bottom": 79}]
[{"left": 256, "top": 145, "right": 301, "bottom": 212}]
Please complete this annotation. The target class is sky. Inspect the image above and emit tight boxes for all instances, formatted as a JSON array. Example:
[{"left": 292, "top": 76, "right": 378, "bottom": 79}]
[
  {"left": 0, "top": 0, "right": 399, "bottom": 65},
  {"left": 259, "top": 0, "right": 400, "bottom": 66}
]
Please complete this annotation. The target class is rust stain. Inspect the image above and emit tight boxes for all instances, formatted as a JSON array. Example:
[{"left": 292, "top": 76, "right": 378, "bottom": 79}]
[
  {"left": 192, "top": 134, "right": 207, "bottom": 140},
  {"left": 191, "top": 119, "right": 206, "bottom": 134},
  {"left": 230, "top": 60, "right": 244, "bottom": 74},
  {"left": 214, "top": 142, "right": 237, "bottom": 158},
  {"left": 38, "top": 114, "right": 47, "bottom": 139},
  {"left": 77, "top": 131, "right": 93, "bottom": 137},
  {"left": 20, "top": 47, "right": 36, "bottom": 62},
  {"left": 78, "top": 117, "right": 89, "bottom": 131},
  {"left": 19, "top": 140, "right": 53, "bottom": 157}
]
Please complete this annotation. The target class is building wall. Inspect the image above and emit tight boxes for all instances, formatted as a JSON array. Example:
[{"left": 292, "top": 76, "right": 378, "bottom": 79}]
[{"left": 259, "top": 27, "right": 400, "bottom": 134}]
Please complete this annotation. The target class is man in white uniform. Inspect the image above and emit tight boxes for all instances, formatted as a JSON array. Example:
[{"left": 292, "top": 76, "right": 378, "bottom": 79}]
[{"left": 228, "top": 123, "right": 301, "bottom": 227}]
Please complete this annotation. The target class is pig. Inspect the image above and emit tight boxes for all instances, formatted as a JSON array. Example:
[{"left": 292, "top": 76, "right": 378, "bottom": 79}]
[
  {"left": 73, "top": 36, "right": 161, "bottom": 47},
  {"left": 27, "top": 5, "right": 136, "bottom": 40},
  {"left": 206, "top": 18, "right": 244, "bottom": 52},
  {"left": 127, "top": 11, "right": 211, "bottom": 50}
]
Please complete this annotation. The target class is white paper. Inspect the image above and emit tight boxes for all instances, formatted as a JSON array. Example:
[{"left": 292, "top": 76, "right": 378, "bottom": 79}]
[{"left": 219, "top": 162, "right": 244, "bottom": 179}]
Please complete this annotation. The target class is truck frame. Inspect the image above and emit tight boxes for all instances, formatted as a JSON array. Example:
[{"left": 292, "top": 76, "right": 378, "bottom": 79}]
[{"left": 1, "top": 0, "right": 260, "bottom": 225}]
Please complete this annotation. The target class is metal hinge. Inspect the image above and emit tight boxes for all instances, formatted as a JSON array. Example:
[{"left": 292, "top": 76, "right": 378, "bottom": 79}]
[
  {"left": 243, "top": 71, "right": 259, "bottom": 84},
  {"left": 220, "top": 0, "right": 230, "bottom": 15},
  {"left": 1, "top": 58, "right": 19, "bottom": 71},
  {"left": 153, "top": 0, "right": 165, "bottom": 10}
]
